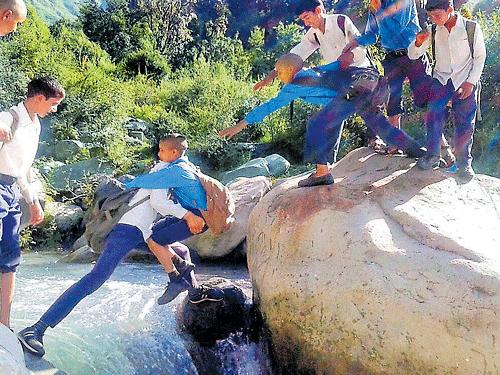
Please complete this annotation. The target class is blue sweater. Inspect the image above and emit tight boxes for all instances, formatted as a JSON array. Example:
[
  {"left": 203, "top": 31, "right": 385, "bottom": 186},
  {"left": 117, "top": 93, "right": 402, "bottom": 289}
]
[
  {"left": 357, "top": 0, "right": 420, "bottom": 51},
  {"left": 244, "top": 62, "right": 340, "bottom": 124},
  {"left": 125, "top": 157, "right": 207, "bottom": 211}
]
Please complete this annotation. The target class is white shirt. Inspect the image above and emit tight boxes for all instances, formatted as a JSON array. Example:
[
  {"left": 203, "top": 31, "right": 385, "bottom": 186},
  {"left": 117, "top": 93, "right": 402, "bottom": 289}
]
[
  {"left": 290, "top": 14, "right": 371, "bottom": 68},
  {"left": 119, "top": 161, "right": 188, "bottom": 240},
  {"left": 408, "top": 14, "right": 486, "bottom": 89},
  {"left": 0, "top": 102, "right": 40, "bottom": 204}
]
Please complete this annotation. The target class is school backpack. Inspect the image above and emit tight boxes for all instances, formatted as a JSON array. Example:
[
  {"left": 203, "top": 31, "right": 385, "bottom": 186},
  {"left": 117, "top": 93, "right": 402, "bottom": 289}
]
[
  {"left": 83, "top": 186, "right": 149, "bottom": 252},
  {"left": 177, "top": 162, "right": 235, "bottom": 236},
  {"left": 0, "top": 109, "right": 20, "bottom": 150}
]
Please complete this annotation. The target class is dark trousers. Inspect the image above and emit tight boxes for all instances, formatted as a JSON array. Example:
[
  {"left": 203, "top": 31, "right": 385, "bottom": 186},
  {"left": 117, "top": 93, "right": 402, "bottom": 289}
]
[
  {"left": 0, "top": 181, "right": 22, "bottom": 273},
  {"left": 304, "top": 93, "right": 424, "bottom": 165},
  {"left": 40, "top": 213, "right": 203, "bottom": 328},
  {"left": 382, "top": 54, "right": 433, "bottom": 116},
  {"left": 426, "top": 79, "right": 477, "bottom": 167}
]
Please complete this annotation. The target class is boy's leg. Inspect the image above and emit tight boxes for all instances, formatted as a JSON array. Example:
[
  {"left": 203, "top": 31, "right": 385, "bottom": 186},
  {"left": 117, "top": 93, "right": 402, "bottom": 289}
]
[
  {"left": 382, "top": 55, "right": 406, "bottom": 130},
  {"left": 0, "top": 272, "right": 14, "bottom": 327},
  {"left": 357, "top": 101, "right": 424, "bottom": 158},
  {"left": 19, "top": 224, "right": 143, "bottom": 356},
  {"left": 149, "top": 216, "right": 202, "bottom": 304},
  {"left": 300, "top": 98, "right": 355, "bottom": 187},
  {"left": 452, "top": 87, "right": 477, "bottom": 178},
  {"left": 0, "top": 183, "right": 22, "bottom": 328},
  {"left": 303, "top": 98, "right": 355, "bottom": 169},
  {"left": 420, "top": 80, "right": 456, "bottom": 170}
]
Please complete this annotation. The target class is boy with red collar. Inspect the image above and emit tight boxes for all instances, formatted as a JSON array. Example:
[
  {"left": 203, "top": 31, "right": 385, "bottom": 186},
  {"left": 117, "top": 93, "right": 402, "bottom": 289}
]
[{"left": 408, "top": 0, "right": 486, "bottom": 180}]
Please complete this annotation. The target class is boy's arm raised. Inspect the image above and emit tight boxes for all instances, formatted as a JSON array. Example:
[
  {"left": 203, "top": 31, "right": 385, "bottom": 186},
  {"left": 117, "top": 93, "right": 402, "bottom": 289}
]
[{"left": 219, "top": 120, "right": 248, "bottom": 140}]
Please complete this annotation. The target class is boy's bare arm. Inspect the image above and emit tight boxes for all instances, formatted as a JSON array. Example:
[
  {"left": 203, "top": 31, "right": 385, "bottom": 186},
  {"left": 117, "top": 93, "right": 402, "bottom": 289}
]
[
  {"left": 28, "top": 199, "right": 44, "bottom": 226},
  {"left": 219, "top": 119, "right": 248, "bottom": 140},
  {"left": 254, "top": 70, "right": 278, "bottom": 91}
]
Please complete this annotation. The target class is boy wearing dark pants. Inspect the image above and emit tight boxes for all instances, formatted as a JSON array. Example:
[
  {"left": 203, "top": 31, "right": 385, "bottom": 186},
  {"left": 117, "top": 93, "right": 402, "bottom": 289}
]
[
  {"left": 0, "top": 77, "right": 65, "bottom": 329},
  {"left": 408, "top": 0, "right": 486, "bottom": 180},
  {"left": 220, "top": 53, "right": 425, "bottom": 187},
  {"left": 18, "top": 134, "right": 219, "bottom": 357}
]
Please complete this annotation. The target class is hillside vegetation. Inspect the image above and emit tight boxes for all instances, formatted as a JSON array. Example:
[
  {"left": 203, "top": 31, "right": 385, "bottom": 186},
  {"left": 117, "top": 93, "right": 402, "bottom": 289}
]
[{"left": 0, "top": 0, "right": 499, "bottom": 177}]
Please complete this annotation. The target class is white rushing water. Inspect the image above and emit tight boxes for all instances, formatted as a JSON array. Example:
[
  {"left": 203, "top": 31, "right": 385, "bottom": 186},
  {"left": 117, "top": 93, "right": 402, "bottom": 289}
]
[{"left": 11, "top": 252, "right": 257, "bottom": 375}]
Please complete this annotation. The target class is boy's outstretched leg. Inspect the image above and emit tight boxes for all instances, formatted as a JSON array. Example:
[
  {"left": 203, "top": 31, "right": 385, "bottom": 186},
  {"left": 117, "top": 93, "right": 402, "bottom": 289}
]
[{"left": 147, "top": 239, "right": 196, "bottom": 305}]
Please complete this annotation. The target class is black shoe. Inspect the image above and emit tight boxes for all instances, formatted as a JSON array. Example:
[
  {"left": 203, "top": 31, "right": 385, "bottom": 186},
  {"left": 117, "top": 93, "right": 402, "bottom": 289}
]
[
  {"left": 417, "top": 154, "right": 441, "bottom": 170},
  {"left": 18, "top": 323, "right": 46, "bottom": 357},
  {"left": 157, "top": 277, "right": 191, "bottom": 305},
  {"left": 298, "top": 173, "right": 334, "bottom": 188},
  {"left": 188, "top": 286, "right": 224, "bottom": 304}
]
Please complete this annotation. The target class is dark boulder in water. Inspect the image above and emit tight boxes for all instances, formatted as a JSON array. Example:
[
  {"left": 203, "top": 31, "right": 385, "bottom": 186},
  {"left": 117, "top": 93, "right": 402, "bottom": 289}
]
[{"left": 176, "top": 277, "right": 248, "bottom": 346}]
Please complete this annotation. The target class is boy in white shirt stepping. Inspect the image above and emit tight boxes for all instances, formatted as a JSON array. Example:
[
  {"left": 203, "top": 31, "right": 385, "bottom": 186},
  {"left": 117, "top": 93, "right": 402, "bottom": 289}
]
[
  {"left": 0, "top": 77, "right": 65, "bottom": 329},
  {"left": 408, "top": 0, "right": 486, "bottom": 180}
]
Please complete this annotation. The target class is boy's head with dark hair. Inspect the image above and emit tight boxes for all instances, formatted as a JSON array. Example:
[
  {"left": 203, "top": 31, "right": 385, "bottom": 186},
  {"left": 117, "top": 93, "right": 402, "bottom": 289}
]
[
  {"left": 425, "top": 0, "right": 453, "bottom": 11},
  {"left": 24, "top": 76, "right": 65, "bottom": 119},
  {"left": 295, "top": 0, "right": 324, "bottom": 15},
  {"left": 295, "top": 0, "right": 325, "bottom": 30},
  {"left": 27, "top": 76, "right": 65, "bottom": 100},
  {"left": 0, "top": 0, "right": 27, "bottom": 36},
  {"left": 158, "top": 133, "right": 188, "bottom": 163},
  {"left": 426, "top": 0, "right": 454, "bottom": 25}
]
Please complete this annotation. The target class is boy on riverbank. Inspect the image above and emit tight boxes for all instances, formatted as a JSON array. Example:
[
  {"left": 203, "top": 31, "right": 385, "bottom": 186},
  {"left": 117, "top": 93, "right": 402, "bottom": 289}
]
[
  {"left": 0, "top": 77, "right": 65, "bottom": 329},
  {"left": 219, "top": 53, "right": 425, "bottom": 187},
  {"left": 408, "top": 0, "right": 486, "bottom": 180},
  {"left": 18, "top": 134, "right": 221, "bottom": 357},
  {"left": 0, "top": 0, "right": 26, "bottom": 36}
]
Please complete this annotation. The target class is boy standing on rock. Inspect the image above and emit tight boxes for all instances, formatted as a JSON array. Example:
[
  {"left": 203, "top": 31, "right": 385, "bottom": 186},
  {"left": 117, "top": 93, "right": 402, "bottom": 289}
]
[
  {"left": 219, "top": 53, "right": 425, "bottom": 187},
  {"left": 0, "top": 77, "right": 65, "bottom": 329},
  {"left": 408, "top": 0, "right": 486, "bottom": 180}
]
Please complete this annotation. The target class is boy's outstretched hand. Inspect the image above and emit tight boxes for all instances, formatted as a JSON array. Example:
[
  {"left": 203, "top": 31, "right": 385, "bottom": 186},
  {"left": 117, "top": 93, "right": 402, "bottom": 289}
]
[
  {"left": 254, "top": 70, "right": 278, "bottom": 91},
  {"left": 415, "top": 30, "right": 430, "bottom": 47},
  {"left": 219, "top": 120, "right": 248, "bottom": 140},
  {"left": 183, "top": 211, "right": 206, "bottom": 234}
]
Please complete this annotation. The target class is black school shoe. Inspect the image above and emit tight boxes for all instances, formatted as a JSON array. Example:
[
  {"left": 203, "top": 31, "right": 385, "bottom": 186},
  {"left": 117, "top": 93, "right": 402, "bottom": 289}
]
[
  {"left": 157, "top": 276, "right": 192, "bottom": 305},
  {"left": 18, "top": 322, "right": 47, "bottom": 357},
  {"left": 298, "top": 173, "right": 334, "bottom": 188},
  {"left": 188, "top": 286, "right": 224, "bottom": 304}
]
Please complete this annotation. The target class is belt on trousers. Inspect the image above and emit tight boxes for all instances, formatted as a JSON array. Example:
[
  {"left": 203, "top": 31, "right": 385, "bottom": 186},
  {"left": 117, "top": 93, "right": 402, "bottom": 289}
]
[
  {"left": 386, "top": 48, "right": 407, "bottom": 58},
  {"left": 0, "top": 173, "right": 17, "bottom": 185}
]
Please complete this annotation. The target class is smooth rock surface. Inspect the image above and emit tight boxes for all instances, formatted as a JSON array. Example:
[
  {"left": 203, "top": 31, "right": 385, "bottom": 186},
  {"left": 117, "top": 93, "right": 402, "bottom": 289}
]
[{"left": 247, "top": 147, "right": 500, "bottom": 374}]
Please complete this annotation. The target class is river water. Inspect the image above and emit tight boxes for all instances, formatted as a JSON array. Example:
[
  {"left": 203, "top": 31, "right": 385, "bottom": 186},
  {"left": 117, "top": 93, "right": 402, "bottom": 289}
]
[{"left": 11, "top": 252, "right": 271, "bottom": 375}]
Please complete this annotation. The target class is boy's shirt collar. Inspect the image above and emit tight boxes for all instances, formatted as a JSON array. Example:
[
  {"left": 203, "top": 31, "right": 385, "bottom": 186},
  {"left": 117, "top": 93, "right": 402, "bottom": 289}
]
[{"left": 17, "top": 102, "right": 39, "bottom": 128}]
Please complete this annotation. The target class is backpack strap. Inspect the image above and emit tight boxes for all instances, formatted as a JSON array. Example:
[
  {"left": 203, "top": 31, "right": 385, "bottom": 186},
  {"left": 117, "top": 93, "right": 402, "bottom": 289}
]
[
  {"left": 314, "top": 15, "right": 346, "bottom": 44},
  {"left": 8, "top": 109, "right": 19, "bottom": 136},
  {"left": 0, "top": 109, "right": 19, "bottom": 151},
  {"left": 465, "top": 19, "right": 476, "bottom": 59},
  {"left": 337, "top": 14, "right": 346, "bottom": 36}
]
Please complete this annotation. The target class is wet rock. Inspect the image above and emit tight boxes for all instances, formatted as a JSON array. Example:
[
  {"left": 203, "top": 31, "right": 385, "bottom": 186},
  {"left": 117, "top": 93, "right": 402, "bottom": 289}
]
[{"left": 176, "top": 277, "right": 247, "bottom": 346}]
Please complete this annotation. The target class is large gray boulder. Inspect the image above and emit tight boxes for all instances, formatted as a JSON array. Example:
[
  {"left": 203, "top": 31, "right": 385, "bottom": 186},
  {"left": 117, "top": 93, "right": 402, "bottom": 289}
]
[
  {"left": 183, "top": 176, "right": 272, "bottom": 259},
  {"left": 247, "top": 147, "right": 500, "bottom": 374},
  {"left": 48, "top": 158, "right": 114, "bottom": 192}
]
